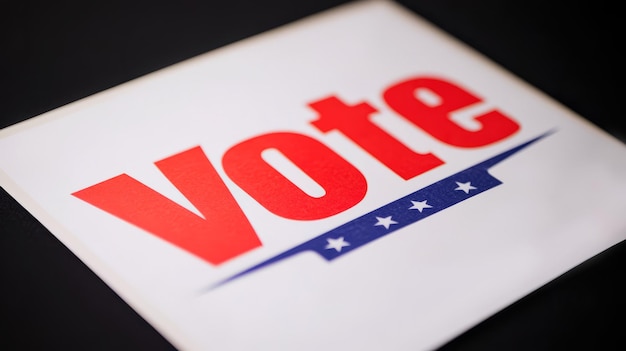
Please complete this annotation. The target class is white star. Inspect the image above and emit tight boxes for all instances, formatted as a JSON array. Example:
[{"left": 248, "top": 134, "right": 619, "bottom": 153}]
[
  {"left": 374, "top": 216, "right": 398, "bottom": 229},
  {"left": 325, "top": 237, "right": 350, "bottom": 252},
  {"left": 409, "top": 200, "right": 432, "bottom": 212},
  {"left": 455, "top": 181, "right": 477, "bottom": 194}
]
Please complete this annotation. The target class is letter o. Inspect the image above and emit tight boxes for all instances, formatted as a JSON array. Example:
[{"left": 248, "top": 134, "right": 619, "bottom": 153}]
[{"left": 222, "top": 132, "right": 367, "bottom": 220}]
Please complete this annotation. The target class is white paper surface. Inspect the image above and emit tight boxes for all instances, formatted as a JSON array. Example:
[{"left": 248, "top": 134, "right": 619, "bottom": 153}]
[{"left": 2, "top": 1, "right": 626, "bottom": 350}]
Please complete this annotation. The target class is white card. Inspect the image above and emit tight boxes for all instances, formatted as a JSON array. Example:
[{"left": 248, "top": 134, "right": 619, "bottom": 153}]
[{"left": 2, "top": 1, "right": 626, "bottom": 350}]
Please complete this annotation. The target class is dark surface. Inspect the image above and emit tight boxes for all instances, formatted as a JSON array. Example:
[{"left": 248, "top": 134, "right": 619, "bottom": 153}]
[{"left": 1, "top": 0, "right": 624, "bottom": 349}]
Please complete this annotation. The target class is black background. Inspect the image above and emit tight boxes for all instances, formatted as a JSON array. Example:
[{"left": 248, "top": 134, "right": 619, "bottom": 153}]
[{"left": 1, "top": 0, "right": 625, "bottom": 349}]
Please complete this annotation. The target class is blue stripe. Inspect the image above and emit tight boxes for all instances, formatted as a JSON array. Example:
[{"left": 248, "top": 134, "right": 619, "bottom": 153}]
[{"left": 206, "top": 131, "right": 553, "bottom": 291}]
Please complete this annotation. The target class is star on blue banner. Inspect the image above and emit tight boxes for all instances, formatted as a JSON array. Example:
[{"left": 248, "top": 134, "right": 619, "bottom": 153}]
[{"left": 207, "top": 131, "right": 553, "bottom": 291}]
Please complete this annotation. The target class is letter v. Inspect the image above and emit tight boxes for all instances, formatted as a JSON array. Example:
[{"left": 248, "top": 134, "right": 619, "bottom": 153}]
[{"left": 72, "top": 146, "right": 262, "bottom": 265}]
